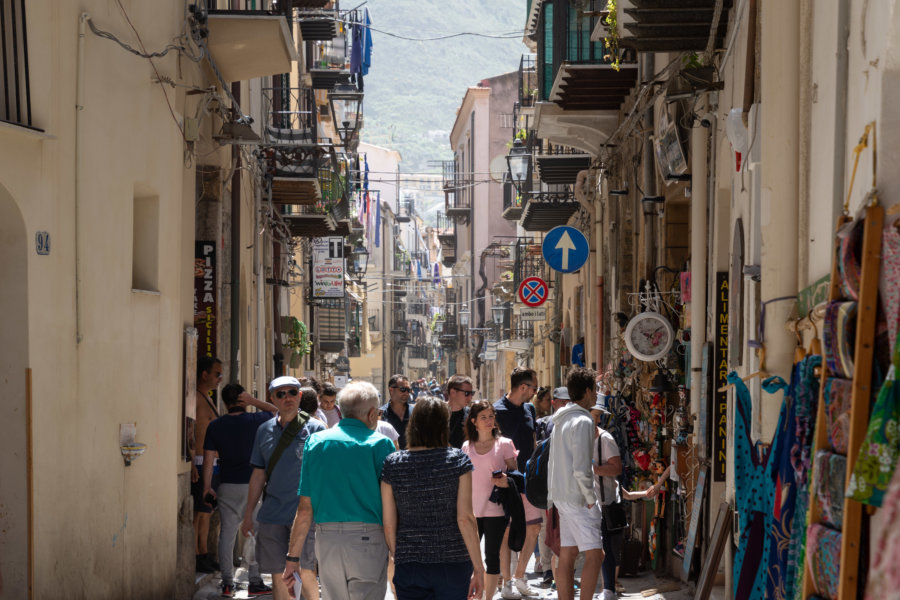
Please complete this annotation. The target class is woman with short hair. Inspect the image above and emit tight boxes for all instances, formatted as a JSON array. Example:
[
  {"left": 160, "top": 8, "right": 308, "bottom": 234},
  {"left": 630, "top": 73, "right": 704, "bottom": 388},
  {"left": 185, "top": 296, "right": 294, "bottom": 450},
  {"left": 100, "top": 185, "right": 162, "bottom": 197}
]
[{"left": 381, "top": 396, "right": 485, "bottom": 600}]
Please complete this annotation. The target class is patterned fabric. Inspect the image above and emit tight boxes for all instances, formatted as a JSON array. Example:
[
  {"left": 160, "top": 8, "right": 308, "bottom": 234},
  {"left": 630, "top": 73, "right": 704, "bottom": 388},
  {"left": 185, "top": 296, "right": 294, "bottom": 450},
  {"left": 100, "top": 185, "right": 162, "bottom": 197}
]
[
  {"left": 824, "top": 302, "right": 857, "bottom": 379},
  {"left": 381, "top": 447, "right": 474, "bottom": 564},
  {"left": 807, "top": 523, "right": 842, "bottom": 600},
  {"left": 837, "top": 217, "right": 863, "bottom": 300},
  {"left": 731, "top": 371, "right": 780, "bottom": 600},
  {"left": 824, "top": 378, "right": 853, "bottom": 453},
  {"left": 881, "top": 225, "right": 900, "bottom": 353},
  {"left": 866, "top": 454, "right": 900, "bottom": 600},
  {"left": 847, "top": 364, "right": 900, "bottom": 507},
  {"left": 788, "top": 356, "right": 822, "bottom": 600},
  {"left": 813, "top": 451, "right": 847, "bottom": 529}
]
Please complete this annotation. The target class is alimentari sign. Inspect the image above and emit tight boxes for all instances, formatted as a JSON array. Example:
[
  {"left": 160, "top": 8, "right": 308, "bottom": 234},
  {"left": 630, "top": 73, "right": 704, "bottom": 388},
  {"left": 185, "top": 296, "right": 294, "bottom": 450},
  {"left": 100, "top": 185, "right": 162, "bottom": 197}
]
[{"left": 313, "top": 237, "right": 345, "bottom": 298}]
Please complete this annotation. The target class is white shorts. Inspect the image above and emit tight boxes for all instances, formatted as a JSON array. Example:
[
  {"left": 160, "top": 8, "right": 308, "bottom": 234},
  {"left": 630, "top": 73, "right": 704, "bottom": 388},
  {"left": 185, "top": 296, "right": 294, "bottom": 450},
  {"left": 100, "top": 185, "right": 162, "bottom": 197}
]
[{"left": 555, "top": 501, "right": 603, "bottom": 552}]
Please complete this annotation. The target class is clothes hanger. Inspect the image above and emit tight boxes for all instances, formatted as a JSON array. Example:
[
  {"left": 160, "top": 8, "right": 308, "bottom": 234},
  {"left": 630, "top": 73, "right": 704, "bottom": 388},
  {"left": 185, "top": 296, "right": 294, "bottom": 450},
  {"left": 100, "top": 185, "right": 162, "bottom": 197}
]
[{"left": 717, "top": 346, "right": 771, "bottom": 392}]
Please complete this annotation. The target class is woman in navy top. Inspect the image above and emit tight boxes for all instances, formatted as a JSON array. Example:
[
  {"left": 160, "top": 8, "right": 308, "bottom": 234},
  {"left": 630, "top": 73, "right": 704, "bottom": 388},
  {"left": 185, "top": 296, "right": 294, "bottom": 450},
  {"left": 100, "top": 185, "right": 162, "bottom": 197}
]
[{"left": 381, "top": 396, "right": 485, "bottom": 600}]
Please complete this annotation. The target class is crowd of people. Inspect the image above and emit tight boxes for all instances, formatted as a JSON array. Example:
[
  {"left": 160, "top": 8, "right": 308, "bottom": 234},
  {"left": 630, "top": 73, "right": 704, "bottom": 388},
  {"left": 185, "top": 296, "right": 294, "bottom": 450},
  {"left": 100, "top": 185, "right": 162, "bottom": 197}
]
[{"left": 190, "top": 358, "right": 658, "bottom": 600}]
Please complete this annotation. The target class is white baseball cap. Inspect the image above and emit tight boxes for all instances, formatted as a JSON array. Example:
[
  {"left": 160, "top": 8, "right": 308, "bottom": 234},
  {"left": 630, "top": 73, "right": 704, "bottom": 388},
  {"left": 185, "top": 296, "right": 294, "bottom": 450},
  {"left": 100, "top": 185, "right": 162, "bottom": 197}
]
[{"left": 268, "top": 376, "right": 301, "bottom": 392}]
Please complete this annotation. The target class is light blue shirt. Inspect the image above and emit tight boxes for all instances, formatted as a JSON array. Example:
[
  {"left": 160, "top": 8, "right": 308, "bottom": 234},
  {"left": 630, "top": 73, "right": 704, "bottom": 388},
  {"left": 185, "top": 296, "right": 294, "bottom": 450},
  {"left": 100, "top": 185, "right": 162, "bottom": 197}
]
[
  {"left": 250, "top": 415, "right": 326, "bottom": 525},
  {"left": 298, "top": 418, "right": 396, "bottom": 524}
]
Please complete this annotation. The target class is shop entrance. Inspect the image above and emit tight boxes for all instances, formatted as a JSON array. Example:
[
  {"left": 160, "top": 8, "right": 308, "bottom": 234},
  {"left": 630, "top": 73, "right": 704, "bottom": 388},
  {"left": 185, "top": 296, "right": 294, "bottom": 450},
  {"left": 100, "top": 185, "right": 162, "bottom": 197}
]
[{"left": 0, "top": 186, "right": 28, "bottom": 598}]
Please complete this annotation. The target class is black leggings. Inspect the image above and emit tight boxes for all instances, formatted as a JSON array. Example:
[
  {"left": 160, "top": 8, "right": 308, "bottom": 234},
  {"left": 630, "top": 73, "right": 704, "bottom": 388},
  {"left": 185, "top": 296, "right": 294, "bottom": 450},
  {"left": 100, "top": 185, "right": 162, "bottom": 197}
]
[
  {"left": 477, "top": 516, "right": 509, "bottom": 575},
  {"left": 601, "top": 528, "right": 624, "bottom": 591}
]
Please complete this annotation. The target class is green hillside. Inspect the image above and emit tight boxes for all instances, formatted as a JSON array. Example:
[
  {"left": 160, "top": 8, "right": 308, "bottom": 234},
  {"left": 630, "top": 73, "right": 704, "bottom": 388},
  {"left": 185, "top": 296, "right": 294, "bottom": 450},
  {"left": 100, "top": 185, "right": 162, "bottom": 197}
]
[{"left": 360, "top": 0, "right": 528, "bottom": 174}]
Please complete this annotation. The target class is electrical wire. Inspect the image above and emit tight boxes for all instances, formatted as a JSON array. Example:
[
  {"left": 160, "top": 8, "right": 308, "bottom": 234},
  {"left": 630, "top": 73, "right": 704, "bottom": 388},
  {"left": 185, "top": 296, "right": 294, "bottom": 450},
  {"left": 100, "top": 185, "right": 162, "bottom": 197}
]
[{"left": 332, "top": 19, "right": 524, "bottom": 41}]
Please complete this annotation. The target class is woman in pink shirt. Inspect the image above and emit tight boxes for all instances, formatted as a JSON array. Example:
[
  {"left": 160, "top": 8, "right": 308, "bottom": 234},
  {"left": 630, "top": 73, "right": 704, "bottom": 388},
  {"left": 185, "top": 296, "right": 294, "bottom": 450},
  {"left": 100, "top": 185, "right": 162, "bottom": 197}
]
[{"left": 461, "top": 400, "right": 519, "bottom": 599}]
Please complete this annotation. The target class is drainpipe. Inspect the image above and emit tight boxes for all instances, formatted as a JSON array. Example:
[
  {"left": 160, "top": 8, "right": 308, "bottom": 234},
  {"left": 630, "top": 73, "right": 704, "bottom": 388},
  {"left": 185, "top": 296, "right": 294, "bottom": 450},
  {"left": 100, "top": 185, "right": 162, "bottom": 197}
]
[
  {"left": 640, "top": 53, "right": 657, "bottom": 279},
  {"left": 230, "top": 81, "right": 241, "bottom": 382},
  {"left": 759, "top": 0, "right": 801, "bottom": 438},
  {"left": 690, "top": 102, "right": 710, "bottom": 420},
  {"left": 256, "top": 185, "right": 267, "bottom": 387},
  {"left": 75, "top": 13, "right": 88, "bottom": 344}
]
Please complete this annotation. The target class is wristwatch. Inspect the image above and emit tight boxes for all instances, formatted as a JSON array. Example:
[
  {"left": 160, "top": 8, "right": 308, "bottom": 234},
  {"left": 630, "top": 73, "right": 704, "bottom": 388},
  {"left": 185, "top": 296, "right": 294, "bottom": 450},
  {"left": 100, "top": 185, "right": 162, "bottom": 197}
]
[{"left": 285, "top": 555, "right": 300, "bottom": 562}]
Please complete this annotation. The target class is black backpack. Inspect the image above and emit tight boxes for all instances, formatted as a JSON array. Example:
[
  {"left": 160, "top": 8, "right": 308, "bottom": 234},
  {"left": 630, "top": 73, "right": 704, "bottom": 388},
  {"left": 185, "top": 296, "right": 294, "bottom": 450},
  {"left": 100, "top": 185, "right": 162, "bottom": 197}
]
[{"left": 524, "top": 421, "right": 553, "bottom": 510}]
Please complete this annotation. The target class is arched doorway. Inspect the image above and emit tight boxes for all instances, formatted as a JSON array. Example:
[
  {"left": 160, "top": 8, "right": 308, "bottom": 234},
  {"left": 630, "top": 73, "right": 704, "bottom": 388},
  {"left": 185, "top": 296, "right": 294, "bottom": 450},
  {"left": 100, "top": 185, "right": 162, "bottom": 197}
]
[{"left": 0, "top": 186, "right": 28, "bottom": 598}]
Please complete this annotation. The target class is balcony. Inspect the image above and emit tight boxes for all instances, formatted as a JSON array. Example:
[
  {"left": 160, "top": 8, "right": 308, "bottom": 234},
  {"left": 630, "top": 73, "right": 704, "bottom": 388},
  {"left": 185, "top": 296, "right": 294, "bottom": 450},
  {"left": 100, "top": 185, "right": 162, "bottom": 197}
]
[
  {"left": 497, "top": 323, "right": 534, "bottom": 352},
  {"left": 521, "top": 189, "right": 581, "bottom": 232},
  {"left": 206, "top": 10, "right": 297, "bottom": 82},
  {"left": 408, "top": 301, "right": 428, "bottom": 316},
  {"left": 297, "top": 9, "right": 339, "bottom": 40},
  {"left": 397, "top": 196, "right": 414, "bottom": 223},
  {"left": 513, "top": 238, "right": 547, "bottom": 293},
  {"left": 604, "top": 0, "right": 733, "bottom": 53},
  {"left": 436, "top": 212, "right": 457, "bottom": 267},
  {"left": 535, "top": 143, "right": 592, "bottom": 185},
  {"left": 308, "top": 33, "right": 352, "bottom": 90},
  {"left": 442, "top": 161, "right": 472, "bottom": 219},
  {"left": 1, "top": 0, "right": 37, "bottom": 130},
  {"left": 293, "top": 0, "right": 330, "bottom": 7},
  {"left": 518, "top": 54, "right": 537, "bottom": 108},
  {"left": 502, "top": 174, "right": 523, "bottom": 221}
]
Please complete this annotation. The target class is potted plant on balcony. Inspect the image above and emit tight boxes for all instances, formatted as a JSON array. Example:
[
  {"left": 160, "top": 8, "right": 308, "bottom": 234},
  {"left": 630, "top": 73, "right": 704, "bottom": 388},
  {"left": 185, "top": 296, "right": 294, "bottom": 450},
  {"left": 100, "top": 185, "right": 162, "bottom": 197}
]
[
  {"left": 601, "top": 0, "right": 622, "bottom": 71},
  {"left": 285, "top": 317, "right": 312, "bottom": 369}
]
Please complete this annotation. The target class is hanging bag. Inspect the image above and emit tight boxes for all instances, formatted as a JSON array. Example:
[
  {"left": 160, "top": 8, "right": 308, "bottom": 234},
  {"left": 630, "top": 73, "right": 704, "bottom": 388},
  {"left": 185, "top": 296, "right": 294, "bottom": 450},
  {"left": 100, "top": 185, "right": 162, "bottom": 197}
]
[{"left": 598, "top": 431, "right": 628, "bottom": 532}]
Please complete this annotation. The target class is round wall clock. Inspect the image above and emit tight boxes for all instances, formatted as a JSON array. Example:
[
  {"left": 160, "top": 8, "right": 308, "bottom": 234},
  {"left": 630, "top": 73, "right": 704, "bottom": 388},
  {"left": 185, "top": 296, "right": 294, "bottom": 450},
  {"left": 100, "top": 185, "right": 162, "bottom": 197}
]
[{"left": 623, "top": 311, "right": 675, "bottom": 362}]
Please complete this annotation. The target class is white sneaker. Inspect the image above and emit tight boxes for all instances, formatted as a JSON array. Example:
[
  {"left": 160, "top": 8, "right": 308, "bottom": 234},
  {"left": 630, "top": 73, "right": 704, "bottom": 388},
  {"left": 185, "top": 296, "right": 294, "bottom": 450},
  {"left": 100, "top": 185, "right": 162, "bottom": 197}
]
[
  {"left": 599, "top": 590, "right": 617, "bottom": 600},
  {"left": 501, "top": 579, "right": 523, "bottom": 599},
  {"left": 514, "top": 578, "right": 540, "bottom": 597}
]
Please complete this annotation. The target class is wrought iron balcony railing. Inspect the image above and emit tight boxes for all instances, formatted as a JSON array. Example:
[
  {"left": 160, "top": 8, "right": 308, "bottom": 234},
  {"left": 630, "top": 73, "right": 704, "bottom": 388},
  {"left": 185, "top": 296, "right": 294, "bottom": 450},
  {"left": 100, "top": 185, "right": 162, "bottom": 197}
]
[
  {"left": 518, "top": 53, "right": 537, "bottom": 108},
  {"left": 263, "top": 85, "right": 317, "bottom": 141}
]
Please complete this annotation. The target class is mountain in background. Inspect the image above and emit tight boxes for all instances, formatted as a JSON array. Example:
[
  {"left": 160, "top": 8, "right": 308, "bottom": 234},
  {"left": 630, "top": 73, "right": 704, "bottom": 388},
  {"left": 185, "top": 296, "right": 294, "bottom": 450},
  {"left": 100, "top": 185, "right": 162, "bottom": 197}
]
[{"left": 360, "top": 0, "right": 528, "bottom": 175}]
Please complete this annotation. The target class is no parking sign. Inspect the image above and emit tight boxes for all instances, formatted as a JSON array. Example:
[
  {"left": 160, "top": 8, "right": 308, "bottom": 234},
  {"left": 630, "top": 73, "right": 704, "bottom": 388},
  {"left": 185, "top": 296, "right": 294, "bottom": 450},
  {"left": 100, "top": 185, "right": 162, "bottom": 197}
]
[{"left": 518, "top": 277, "right": 548, "bottom": 307}]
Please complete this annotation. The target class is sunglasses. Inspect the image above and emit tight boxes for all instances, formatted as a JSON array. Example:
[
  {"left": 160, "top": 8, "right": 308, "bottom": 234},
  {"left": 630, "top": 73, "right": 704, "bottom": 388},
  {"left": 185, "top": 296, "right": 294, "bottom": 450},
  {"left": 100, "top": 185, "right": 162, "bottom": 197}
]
[
  {"left": 452, "top": 388, "right": 476, "bottom": 397},
  {"left": 275, "top": 388, "right": 299, "bottom": 399},
  {"left": 392, "top": 387, "right": 411, "bottom": 393}
]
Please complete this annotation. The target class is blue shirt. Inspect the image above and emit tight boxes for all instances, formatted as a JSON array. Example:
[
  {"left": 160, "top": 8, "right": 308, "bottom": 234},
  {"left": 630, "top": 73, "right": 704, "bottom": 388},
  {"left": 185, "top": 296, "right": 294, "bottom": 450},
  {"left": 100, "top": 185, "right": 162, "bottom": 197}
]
[
  {"left": 380, "top": 402, "right": 413, "bottom": 449},
  {"left": 299, "top": 418, "right": 396, "bottom": 524},
  {"left": 204, "top": 410, "right": 273, "bottom": 484},
  {"left": 249, "top": 414, "right": 326, "bottom": 525},
  {"left": 493, "top": 395, "right": 537, "bottom": 472}
]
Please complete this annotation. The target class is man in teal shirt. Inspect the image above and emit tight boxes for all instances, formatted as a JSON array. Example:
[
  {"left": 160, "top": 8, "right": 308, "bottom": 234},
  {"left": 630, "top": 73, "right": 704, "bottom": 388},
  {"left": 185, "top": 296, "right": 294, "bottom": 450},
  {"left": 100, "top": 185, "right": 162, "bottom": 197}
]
[{"left": 283, "top": 381, "right": 395, "bottom": 600}]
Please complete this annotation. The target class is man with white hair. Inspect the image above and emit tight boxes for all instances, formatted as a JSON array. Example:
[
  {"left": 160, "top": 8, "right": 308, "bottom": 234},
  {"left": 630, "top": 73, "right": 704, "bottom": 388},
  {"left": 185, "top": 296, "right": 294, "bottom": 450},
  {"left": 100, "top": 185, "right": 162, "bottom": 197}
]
[{"left": 283, "top": 381, "right": 396, "bottom": 600}]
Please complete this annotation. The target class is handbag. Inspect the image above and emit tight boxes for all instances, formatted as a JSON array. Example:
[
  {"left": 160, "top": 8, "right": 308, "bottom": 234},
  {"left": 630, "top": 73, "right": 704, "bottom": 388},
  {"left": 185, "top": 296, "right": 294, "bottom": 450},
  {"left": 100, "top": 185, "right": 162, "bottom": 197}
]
[{"left": 598, "top": 430, "right": 628, "bottom": 533}]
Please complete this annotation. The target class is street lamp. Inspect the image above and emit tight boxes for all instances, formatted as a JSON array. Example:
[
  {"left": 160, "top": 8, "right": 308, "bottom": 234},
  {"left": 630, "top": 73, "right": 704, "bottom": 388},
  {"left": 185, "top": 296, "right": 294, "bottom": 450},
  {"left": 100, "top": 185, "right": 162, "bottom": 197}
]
[
  {"left": 351, "top": 239, "right": 369, "bottom": 277},
  {"left": 491, "top": 303, "right": 507, "bottom": 325},
  {"left": 506, "top": 138, "right": 531, "bottom": 194},
  {"left": 328, "top": 84, "right": 364, "bottom": 148}
]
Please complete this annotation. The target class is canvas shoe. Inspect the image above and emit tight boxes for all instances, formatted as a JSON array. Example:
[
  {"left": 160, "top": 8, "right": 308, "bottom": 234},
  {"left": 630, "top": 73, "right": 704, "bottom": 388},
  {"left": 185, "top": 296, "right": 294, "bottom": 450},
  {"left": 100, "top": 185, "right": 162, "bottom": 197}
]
[
  {"left": 541, "top": 571, "right": 554, "bottom": 588},
  {"left": 501, "top": 579, "right": 523, "bottom": 599},
  {"left": 514, "top": 578, "right": 540, "bottom": 597},
  {"left": 219, "top": 582, "right": 235, "bottom": 598}
]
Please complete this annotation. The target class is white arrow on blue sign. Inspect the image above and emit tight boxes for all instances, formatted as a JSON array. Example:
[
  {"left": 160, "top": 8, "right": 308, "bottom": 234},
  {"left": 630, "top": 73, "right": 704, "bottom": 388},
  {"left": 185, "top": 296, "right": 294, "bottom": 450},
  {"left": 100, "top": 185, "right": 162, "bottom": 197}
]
[{"left": 542, "top": 226, "right": 589, "bottom": 273}]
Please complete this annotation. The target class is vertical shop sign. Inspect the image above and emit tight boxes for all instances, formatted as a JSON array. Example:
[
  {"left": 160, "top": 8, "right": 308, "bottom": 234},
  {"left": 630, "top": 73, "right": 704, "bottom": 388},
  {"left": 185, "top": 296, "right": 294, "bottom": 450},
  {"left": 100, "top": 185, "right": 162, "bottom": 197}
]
[
  {"left": 194, "top": 241, "right": 217, "bottom": 360},
  {"left": 713, "top": 272, "right": 729, "bottom": 481},
  {"left": 313, "top": 237, "right": 345, "bottom": 298}
]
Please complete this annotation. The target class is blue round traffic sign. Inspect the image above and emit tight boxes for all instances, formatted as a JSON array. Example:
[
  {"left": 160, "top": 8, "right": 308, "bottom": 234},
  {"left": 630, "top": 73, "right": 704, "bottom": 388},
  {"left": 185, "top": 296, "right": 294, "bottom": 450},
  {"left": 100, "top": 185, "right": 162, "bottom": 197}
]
[{"left": 542, "top": 226, "right": 589, "bottom": 273}]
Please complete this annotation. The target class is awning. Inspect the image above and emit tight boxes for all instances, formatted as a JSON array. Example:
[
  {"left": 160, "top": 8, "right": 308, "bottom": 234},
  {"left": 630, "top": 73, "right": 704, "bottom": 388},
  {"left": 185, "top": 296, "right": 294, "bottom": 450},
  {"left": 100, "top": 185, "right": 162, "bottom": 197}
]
[{"left": 206, "top": 12, "right": 298, "bottom": 82}]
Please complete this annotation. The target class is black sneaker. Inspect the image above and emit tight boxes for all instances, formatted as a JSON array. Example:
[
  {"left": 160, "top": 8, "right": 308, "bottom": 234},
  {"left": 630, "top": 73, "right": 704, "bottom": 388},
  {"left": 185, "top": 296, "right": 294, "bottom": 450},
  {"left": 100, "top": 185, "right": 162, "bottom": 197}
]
[
  {"left": 248, "top": 580, "right": 273, "bottom": 596},
  {"left": 541, "top": 571, "right": 553, "bottom": 588},
  {"left": 196, "top": 554, "right": 216, "bottom": 574},
  {"left": 220, "top": 582, "right": 235, "bottom": 598}
]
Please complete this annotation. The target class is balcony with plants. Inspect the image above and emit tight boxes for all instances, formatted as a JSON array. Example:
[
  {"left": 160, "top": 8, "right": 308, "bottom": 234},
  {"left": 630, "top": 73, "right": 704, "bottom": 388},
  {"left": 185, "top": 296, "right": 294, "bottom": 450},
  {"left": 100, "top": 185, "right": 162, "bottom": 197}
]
[{"left": 442, "top": 160, "right": 472, "bottom": 219}]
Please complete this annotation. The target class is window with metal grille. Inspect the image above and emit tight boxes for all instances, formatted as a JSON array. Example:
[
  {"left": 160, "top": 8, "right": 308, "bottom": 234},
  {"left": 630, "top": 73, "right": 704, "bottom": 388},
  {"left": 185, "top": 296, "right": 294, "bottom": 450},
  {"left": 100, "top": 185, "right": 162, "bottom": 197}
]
[
  {"left": 317, "top": 298, "right": 346, "bottom": 343},
  {"left": 0, "top": 0, "right": 34, "bottom": 129}
]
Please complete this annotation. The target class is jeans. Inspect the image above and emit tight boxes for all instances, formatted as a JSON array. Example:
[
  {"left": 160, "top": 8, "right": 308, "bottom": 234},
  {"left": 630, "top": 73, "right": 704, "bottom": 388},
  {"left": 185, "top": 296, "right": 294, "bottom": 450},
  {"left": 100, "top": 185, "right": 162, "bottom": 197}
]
[
  {"left": 600, "top": 527, "right": 624, "bottom": 591},
  {"left": 393, "top": 561, "right": 474, "bottom": 600},
  {"left": 217, "top": 483, "right": 261, "bottom": 584}
]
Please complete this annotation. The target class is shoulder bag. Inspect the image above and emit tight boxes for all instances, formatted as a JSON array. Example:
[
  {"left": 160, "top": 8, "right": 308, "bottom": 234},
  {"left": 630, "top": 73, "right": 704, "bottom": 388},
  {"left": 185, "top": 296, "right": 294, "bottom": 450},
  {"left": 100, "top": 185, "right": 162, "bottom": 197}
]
[{"left": 598, "top": 431, "right": 628, "bottom": 533}]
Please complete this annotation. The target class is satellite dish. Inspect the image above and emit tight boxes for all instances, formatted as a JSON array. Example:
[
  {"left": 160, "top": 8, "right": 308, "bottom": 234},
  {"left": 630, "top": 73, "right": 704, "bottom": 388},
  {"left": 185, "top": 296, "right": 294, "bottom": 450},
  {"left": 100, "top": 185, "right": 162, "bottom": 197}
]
[{"left": 489, "top": 154, "right": 509, "bottom": 183}]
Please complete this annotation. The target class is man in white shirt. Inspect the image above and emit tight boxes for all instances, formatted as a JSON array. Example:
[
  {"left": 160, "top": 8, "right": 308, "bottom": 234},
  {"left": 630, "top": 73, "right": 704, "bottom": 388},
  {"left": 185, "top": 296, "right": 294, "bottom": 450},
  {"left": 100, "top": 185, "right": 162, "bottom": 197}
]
[{"left": 547, "top": 367, "right": 604, "bottom": 600}]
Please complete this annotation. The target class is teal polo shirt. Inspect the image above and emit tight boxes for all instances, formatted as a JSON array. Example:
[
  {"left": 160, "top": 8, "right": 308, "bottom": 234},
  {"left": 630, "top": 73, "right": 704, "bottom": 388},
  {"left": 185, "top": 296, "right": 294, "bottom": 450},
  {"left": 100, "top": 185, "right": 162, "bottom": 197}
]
[{"left": 298, "top": 418, "right": 396, "bottom": 524}]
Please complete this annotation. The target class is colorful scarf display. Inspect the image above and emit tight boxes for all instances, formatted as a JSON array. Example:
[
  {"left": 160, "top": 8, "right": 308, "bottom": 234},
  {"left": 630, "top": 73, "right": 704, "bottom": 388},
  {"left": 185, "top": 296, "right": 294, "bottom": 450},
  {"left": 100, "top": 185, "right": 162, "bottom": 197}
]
[
  {"left": 824, "top": 301, "right": 857, "bottom": 379},
  {"left": 866, "top": 454, "right": 900, "bottom": 599},
  {"left": 824, "top": 378, "right": 853, "bottom": 454},
  {"left": 847, "top": 361, "right": 900, "bottom": 507},
  {"left": 813, "top": 450, "right": 847, "bottom": 529},
  {"left": 807, "top": 523, "right": 842, "bottom": 600}
]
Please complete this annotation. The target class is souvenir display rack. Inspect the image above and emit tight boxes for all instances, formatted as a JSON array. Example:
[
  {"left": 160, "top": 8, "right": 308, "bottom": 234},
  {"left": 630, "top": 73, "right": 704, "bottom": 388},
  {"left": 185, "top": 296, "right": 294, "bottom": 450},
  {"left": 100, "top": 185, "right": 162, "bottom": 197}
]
[{"left": 801, "top": 200, "right": 883, "bottom": 599}]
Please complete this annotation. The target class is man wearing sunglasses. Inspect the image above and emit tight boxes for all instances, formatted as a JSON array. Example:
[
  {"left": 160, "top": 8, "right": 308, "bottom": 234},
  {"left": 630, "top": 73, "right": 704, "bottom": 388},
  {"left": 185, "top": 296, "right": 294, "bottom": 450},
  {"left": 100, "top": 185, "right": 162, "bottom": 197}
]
[
  {"left": 380, "top": 374, "right": 413, "bottom": 449},
  {"left": 241, "top": 376, "right": 326, "bottom": 600},
  {"left": 446, "top": 373, "right": 475, "bottom": 448}
]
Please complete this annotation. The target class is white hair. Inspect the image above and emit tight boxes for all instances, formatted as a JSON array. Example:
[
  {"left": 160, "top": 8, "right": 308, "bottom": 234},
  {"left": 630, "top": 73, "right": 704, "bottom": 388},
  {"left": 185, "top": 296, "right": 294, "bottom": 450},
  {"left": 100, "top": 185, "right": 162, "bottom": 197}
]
[{"left": 337, "top": 381, "right": 380, "bottom": 420}]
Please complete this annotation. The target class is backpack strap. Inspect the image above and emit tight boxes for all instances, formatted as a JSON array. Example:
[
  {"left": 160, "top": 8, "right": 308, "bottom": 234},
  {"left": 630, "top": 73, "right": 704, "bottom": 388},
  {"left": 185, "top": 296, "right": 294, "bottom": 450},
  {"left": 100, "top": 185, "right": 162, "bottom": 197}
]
[
  {"left": 598, "top": 429, "right": 606, "bottom": 504},
  {"left": 265, "top": 411, "right": 310, "bottom": 483}
]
